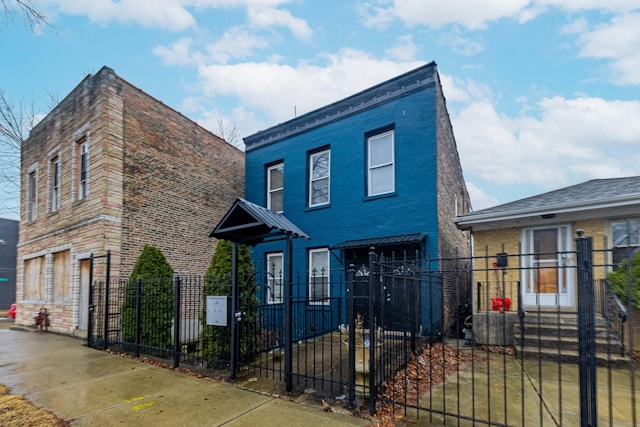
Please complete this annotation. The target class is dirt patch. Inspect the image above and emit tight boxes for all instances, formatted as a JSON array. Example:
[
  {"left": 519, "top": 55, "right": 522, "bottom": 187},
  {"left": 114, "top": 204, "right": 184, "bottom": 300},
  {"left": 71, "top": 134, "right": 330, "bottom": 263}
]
[{"left": 0, "top": 384, "right": 69, "bottom": 426}]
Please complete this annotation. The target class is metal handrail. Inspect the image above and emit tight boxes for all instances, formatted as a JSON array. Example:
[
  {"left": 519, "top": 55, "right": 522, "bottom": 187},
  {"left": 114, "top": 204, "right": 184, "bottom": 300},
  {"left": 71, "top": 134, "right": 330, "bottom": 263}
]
[{"left": 596, "top": 279, "right": 628, "bottom": 355}]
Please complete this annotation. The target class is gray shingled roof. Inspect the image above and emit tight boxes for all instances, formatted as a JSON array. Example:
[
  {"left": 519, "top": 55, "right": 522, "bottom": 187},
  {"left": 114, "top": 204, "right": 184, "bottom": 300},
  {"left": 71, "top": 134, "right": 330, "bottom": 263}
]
[{"left": 455, "top": 176, "right": 640, "bottom": 227}]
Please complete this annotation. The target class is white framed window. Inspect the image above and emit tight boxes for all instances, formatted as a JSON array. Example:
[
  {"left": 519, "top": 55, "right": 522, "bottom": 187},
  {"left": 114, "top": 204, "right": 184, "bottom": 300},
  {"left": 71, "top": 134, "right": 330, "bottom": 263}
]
[
  {"left": 367, "top": 130, "right": 395, "bottom": 196},
  {"left": 611, "top": 219, "right": 640, "bottom": 268},
  {"left": 77, "top": 137, "right": 89, "bottom": 200},
  {"left": 266, "top": 252, "right": 283, "bottom": 304},
  {"left": 27, "top": 165, "right": 38, "bottom": 222},
  {"left": 49, "top": 154, "right": 60, "bottom": 212},
  {"left": 308, "top": 248, "right": 330, "bottom": 305},
  {"left": 309, "top": 149, "right": 330, "bottom": 207},
  {"left": 267, "top": 162, "right": 284, "bottom": 213}
]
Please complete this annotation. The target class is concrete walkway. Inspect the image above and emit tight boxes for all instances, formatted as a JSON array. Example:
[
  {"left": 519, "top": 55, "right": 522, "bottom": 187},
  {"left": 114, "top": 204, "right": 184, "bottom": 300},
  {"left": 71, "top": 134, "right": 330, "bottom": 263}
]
[
  {"left": 0, "top": 327, "right": 369, "bottom": 426},
  {"left": 407, "top": 348, "right": 640, "bottom": 426}
]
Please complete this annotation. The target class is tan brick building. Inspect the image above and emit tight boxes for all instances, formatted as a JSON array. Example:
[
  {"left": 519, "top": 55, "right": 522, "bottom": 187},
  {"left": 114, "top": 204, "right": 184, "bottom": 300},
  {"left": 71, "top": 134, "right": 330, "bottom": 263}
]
[
  {"left": 17, "top": 66, "right": 244, "bottom": 336},
  {"left": 454, "top": 176, "right": 640, "bottom": 312}
]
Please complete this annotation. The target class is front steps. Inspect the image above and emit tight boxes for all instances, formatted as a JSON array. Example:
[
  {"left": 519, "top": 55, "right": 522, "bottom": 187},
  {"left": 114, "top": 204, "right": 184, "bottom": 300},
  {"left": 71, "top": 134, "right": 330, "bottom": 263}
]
[{"left": 513, "top": 313, "right": 631, "bottom": 367}]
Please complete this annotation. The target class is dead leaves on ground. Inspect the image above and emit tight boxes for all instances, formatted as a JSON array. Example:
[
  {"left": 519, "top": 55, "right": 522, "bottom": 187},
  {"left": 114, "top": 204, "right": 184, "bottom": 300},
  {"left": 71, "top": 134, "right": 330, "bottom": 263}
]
[
  {"left": 104, "top": 349, "right": 212, "bottom": 379},
  {"left": 372, "top": 343, "right": 486, "bottom": 427}
]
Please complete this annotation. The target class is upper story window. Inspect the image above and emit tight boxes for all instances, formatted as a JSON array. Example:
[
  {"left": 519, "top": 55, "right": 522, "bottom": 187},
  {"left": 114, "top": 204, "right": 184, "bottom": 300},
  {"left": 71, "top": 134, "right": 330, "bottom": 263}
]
[
  {"left": 611, "top": 219, "right": 640, "bottom": 268},
  {"left": 267, "top": 162, "right": 284, "bottom": 213},
  {"left": 27, "top": 167, "right": 38, "bottom": 222},
  {"left": 367, "top": 130, "right": 395, "bottom": 196},
  {"left": 308, "top": 248, "right": 330, "bottom": 305},
  {"left": 76, "top": 137, "right": 89, "bottom": 200},
  {"left": 309, "top": 149, "right": 330, "bottom": 207},
  {"left": 266, "top": 252, "right": 283, "bottom": 304},
  {"left": 49, "top": 154, "right": 60, "bottom": 212}
]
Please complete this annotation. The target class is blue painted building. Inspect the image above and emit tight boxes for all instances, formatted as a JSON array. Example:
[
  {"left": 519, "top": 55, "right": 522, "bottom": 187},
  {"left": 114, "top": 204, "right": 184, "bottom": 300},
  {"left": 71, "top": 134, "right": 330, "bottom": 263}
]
[{"left": 243, "top": 62, "right": 471, "bottom": 336}]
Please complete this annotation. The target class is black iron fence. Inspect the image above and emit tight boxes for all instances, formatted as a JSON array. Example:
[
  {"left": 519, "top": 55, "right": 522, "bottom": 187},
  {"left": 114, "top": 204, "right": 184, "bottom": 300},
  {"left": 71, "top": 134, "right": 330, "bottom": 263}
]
[{"left": 87, "top": 235, "right": 638, "bottom": 426}]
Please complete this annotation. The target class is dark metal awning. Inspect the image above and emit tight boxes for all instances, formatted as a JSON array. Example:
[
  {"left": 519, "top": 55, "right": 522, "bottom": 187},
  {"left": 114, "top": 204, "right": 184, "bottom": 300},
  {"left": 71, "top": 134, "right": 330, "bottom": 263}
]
[
  {"left": 333, "top": 233, "right": 426, "bottom": 250},
  {"left": 209, "top": 198, "right": 309, "bottom": 246}
]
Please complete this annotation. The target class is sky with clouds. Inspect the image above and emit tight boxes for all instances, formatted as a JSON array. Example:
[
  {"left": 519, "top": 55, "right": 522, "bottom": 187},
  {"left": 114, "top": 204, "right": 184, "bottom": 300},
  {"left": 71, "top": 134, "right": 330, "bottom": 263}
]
[{"left": 2, "top": 0, "right": 640, "bottom": 220}]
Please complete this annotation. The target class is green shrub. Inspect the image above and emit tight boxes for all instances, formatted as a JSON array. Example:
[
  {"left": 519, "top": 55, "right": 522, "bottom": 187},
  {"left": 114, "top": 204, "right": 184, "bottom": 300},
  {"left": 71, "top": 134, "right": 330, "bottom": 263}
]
[
  {"left": 121, "top": 245, "right": 175, "bottom": 352},
  {"left": 607, "top": 250, "right": 640, "bottom": 310},
  {"left": 200, "top": 240, "right": 259, "bottom": 363}
]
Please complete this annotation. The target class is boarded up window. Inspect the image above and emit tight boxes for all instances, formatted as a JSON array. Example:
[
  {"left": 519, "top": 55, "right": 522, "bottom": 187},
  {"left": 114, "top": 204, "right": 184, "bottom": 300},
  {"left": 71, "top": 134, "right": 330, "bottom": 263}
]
[
  {"left": 24, "top": 256, "right": 45, "bottom": 300},
  {"left": 53, "top": 250, "right": 70, "bottom": 301}
]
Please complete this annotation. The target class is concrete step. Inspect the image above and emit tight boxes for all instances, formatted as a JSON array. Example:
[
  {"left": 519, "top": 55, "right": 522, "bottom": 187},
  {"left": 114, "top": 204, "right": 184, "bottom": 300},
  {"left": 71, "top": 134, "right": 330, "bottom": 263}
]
[
  {"left": 513, "top": 323, "right": 613, "bottom": 338},
  {"left": 513, "top": 312, "right": 627, "bottom": 366},
  {"left": 518, "top": 313, "right": 607, "bottom": 327},
  {"left": 515, "top": 333, "right": 624, "bottom": 354},
  {"left": 514, "top": 345, "right": 631, "bottom": 368}
]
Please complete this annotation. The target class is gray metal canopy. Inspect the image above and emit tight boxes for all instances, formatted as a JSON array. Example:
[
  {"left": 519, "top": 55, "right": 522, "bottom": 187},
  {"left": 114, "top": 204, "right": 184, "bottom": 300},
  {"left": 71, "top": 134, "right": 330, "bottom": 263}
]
[{"left": 209, "top": 198, "right": 309, "bottom": 245}]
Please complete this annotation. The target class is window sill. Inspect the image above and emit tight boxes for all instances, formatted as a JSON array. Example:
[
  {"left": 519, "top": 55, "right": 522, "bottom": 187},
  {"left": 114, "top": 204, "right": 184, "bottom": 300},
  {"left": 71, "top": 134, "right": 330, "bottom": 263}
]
[
  {"left": 363, "top": 192, "right": 397, "bottom": 202},
  {"left": 305, "top": 203, "right": 331, "bottom": 212}
]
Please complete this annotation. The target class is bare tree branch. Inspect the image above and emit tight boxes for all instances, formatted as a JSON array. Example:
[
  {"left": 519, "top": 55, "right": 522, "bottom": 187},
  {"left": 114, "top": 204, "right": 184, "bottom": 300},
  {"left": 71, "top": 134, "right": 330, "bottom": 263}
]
[
  {"left": 1, "top": 0, "right": 49, "bottom": 32},
  {"left": 0, "top": 90, "right": 39, "bottom": 216},
  {"left": 215, "top": 114, "right": 243, "bottom": 150}
]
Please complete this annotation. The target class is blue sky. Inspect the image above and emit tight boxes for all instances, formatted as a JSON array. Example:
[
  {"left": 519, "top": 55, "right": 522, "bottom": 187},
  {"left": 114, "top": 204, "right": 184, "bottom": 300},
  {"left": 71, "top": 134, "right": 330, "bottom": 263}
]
[{"left": 2, "top": 0, "right": 640, "bottom": 220}]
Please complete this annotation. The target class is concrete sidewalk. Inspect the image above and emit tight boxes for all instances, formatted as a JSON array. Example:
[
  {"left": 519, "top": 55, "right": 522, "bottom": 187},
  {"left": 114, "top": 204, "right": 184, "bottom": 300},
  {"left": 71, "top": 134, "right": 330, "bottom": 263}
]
[{"left": 0, "top": 327, "right": 370, "bottom": 426}]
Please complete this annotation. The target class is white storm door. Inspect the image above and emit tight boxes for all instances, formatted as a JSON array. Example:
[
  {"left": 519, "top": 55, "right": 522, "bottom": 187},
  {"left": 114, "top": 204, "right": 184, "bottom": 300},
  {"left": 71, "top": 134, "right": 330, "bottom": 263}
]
[{"left": 522, "top": 226, "right": 573, "bottom": 307}]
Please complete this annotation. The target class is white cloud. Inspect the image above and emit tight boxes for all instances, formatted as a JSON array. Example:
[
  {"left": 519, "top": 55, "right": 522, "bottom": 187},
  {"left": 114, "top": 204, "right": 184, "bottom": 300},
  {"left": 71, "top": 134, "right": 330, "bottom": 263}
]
[
  {"left": 559, "top": 17, "right": 589, "bottom": 34},
  {"left": 575, "top": 13, "right": 640, "bottom": 85},
  {"left": 466, "top": 182, "right": 500, "bottom": 210},
  {"left": 439, "top": 74, "right": 493, "bottom": 103},
  {"left": 358, "top": 0, "right": 530, "bottom": 30},
  {"left": 154, "top": 38, "right": 203, "bottom": 65},
  {"left": 204, "top": 27, "right": 269, "bottom": 63},
  {"left": 196, "top": 50, "right": 423, "bottom": 128},
  {"left": 439, "top": 29, "right": 485, "bottom": 56},
  {"left": 357, "top": 2, "right": 396, "bottom": 29},
  {"left": 247, "top": 5, "right": 313, "bottom": 41},
  {"left": 532, "top": 0, "right": 640, "bottom": 13},
  {"left": 44, "top": 0, "right": 197, "bottom": 31},
  {"left": 385, "top": 34, "right": 419, "bottom": 61},
  {"left": 41, "top": 0, "right": 310, "bottom": 34},
  {"left": 453, "top": 96, "right": 640, "bottom": 191}
]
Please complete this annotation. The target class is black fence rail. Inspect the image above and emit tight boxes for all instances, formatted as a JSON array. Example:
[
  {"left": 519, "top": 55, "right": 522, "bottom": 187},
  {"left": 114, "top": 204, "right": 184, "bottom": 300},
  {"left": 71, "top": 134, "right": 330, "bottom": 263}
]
[{"left": 87, "top": 235, "right": 639, "bottom": 426}]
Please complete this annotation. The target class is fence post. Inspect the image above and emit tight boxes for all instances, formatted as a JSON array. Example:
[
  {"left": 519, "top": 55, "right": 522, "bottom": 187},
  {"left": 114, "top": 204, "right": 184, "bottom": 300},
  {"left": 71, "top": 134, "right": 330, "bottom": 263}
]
[
  {"left": 368, "top": 247, "right": 376, "bottom": 416},
  {"left": 347, "top": 264, "right": 356, "bottom": 408},
  {"left": 87, "top": 253, "right": 94, "bottom": 348},
  {"left": 135, "top": 279, "right": 142, "bottom": 358},
  {"left": 576, "top": 229, "right": 597, "bottom": 427},
  {"left": 230, "top": 242, "right": 239, "bottom": 381},
  {"left": 102, "top": 251, "right": 111, "bottom": 351},
  {"left": 284, "top": 234, "right": 293, "bottom": 392},
  {"left": 173, "top": 276, "right": 181, "bottom": 368}
]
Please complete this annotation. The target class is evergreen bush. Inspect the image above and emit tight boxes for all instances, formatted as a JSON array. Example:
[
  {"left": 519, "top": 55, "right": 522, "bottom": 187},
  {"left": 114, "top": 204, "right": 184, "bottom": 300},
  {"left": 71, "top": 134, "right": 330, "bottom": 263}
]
[
  {"left": 607, "top": 250, "right": 640, "bottom": 311},
  {"left": 200, "top": 240, "right": 259, "bottom": 364},
  {"left": 121, "top": 245, "right": 175, "bottom": 353}
]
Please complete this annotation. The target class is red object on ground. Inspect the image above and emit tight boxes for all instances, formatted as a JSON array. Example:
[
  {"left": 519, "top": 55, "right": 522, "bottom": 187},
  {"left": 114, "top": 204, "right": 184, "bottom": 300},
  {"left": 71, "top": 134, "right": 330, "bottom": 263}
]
[
  {"left": 8, "top": 303, "right": 17, "bottom": 319},
  {"left": 491, "top": 297, "right": 511, "bottom": 312}
]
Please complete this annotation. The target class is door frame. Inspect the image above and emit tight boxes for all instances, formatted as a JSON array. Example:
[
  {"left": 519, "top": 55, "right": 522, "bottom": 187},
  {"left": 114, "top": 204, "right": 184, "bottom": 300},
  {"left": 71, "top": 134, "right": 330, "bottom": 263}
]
[
  {"left": 521, "top": 225, "right": 574, "bottom": 307},
  {"left": 77, "top": 257, "right": 91, "bottom": 330}
]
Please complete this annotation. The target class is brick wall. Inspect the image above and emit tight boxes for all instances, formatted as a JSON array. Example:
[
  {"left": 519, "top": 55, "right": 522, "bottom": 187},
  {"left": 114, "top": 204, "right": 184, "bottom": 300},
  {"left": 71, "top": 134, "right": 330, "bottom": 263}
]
[
  {"left": 434, "top": 71, "right": 472, "bottom": 331},
  {"left": 471, "top": 219, "right": 611, "bottom": 312},
  {"left": 119, "top": 78, "right": 244, "bottom": 276},
  {"left": 17, "top": 66, "right": 245, "bottom": 334}
]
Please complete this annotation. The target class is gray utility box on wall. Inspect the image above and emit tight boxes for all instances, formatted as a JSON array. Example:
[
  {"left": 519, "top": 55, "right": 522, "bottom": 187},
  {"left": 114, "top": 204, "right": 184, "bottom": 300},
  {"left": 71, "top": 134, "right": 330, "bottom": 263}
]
[{"left": 205, "top": 296, "right": 231, "bottom": 326}]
